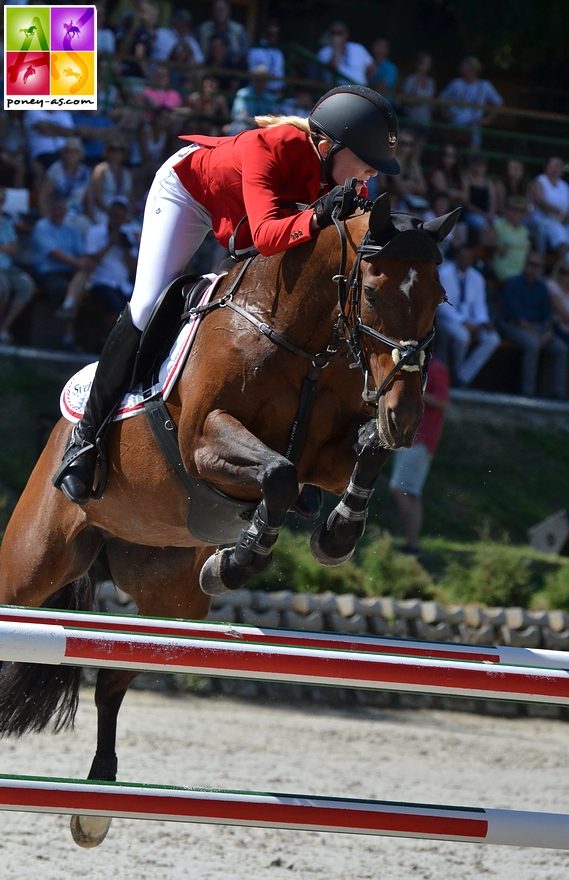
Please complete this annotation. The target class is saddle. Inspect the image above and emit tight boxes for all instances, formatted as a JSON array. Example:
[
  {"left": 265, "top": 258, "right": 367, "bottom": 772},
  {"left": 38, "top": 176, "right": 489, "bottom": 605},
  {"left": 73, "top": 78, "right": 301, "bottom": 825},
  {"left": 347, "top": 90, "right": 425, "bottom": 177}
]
[{"left": 134, "top": 272, "right": 218, "bottom": 387}]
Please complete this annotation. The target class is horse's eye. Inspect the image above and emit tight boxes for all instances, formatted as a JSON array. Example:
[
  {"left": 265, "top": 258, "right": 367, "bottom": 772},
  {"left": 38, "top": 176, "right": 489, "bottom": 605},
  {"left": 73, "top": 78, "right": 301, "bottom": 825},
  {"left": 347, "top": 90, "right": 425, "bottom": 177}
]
[{"left": 363, "top": 286, "right": 378, "bottom": 305}]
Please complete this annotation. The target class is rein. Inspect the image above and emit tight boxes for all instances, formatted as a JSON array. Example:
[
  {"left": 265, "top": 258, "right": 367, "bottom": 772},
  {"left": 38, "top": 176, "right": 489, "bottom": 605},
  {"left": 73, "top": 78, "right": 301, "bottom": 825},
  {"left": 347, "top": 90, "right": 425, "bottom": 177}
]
[
  {"left": 332, "top": 225, "right": 434, "bottom": 405},
  {"left": 183, "top": 198, "right": 435, "bottom": 459}
]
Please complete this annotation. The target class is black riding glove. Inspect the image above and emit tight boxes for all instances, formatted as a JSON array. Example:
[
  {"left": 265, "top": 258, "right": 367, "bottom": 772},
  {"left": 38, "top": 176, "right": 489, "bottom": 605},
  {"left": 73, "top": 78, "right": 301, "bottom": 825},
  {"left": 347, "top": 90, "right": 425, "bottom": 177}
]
[{"left": 314, "top": 178, "right": 358, "bottom": 229}]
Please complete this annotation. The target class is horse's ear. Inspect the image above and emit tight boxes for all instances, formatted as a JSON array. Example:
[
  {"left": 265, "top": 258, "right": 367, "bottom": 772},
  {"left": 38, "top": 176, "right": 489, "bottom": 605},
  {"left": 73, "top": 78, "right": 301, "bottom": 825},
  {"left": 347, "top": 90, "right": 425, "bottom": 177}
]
[
  {"left": 368, "top": 193, "right": 392, "bottom": 238},
  {"left": 422, "top": 207, "right": 462, "bottom": 243}
]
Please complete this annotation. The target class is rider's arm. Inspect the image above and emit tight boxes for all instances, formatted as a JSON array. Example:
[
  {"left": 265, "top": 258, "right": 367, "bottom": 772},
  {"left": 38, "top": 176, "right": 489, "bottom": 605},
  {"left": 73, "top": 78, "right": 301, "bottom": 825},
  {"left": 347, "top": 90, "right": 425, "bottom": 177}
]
[{"left": 240, "top": 130, "right": 323, "bottom": 256}]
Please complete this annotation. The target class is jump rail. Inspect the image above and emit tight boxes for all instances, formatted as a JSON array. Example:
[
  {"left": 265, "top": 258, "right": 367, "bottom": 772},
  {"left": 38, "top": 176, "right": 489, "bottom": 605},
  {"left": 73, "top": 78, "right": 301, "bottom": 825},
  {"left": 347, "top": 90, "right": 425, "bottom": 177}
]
[
  {"left": 1, "top": 775, "right": 568, "bottom": 849},
  {"left": 1, "top": 617, "right": 569, "bottom": 704},
  {"left": 1, "top": 604, "right": 568, "bottom": 670}
]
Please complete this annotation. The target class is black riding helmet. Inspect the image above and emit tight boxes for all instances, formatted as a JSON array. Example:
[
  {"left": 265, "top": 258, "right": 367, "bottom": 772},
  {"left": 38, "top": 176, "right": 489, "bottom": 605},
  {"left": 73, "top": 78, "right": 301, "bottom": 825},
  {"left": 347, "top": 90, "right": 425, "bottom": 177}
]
[{"left": 309, "top": 85, "right": 400, "bottom": 182}]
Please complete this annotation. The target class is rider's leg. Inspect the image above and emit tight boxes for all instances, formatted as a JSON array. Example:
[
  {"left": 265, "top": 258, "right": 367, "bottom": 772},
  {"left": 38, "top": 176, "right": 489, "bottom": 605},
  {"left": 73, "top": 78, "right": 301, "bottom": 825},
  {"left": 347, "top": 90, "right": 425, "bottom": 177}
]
[
  {"left": 52, "top": 305, "right": 142, "bottom": 504},
  {"left": 52, "top": 146, "right": 211, "bottom": 504}
]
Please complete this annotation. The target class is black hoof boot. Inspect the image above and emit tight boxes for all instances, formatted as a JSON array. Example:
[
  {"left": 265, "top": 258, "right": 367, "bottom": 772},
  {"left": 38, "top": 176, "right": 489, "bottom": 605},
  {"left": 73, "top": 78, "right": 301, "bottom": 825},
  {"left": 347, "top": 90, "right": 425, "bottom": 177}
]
[{"left": 52, "top": 430, "right": 97, "bottom": 505}]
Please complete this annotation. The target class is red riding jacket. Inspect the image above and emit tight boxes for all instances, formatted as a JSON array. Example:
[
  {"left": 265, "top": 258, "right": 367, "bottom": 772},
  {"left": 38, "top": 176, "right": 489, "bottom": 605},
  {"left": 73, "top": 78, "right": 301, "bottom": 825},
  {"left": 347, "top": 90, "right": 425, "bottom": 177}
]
[{"left": 173, "top": 124, "right": 327, "bottom": 256}]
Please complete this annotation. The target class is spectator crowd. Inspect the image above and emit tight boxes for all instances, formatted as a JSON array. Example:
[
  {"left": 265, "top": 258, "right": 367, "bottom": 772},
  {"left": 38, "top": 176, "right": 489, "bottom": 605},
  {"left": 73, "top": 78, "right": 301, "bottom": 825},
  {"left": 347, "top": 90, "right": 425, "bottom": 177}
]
[{"left": 0, "top": 1, "right": 568, "bottom": 400}]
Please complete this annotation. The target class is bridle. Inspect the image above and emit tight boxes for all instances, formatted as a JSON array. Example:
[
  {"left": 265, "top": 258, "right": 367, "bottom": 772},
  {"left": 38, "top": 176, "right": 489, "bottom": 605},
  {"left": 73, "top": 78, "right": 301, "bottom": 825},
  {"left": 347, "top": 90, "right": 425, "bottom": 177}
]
[
  {"left": 185, "top": 199, "right": 437, "bottom": 461},
  {"left": 329, "top": 202, "right": 435, "bottom": 405}
]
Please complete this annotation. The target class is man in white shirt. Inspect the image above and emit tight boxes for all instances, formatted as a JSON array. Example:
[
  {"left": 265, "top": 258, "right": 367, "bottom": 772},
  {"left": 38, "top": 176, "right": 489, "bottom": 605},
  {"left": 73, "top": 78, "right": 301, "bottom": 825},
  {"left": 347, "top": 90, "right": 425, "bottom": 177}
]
[
  {"left": 247, "top": 19, "right": 286, "bottom": 97},
  {"left": 84, "top": 198, "right": 138, "bottom": 317},
  {"left": 437, "top": 245, "right": 501, "bottom": 386},
  {"left": 23, "top": 109, "right": 75, "bottom": 171},
  {"left": 439, "top": 57, "right": 503, "bottom": 148},
  {"left": 316, "top": 20, "right": 373, "bottom": 86}
]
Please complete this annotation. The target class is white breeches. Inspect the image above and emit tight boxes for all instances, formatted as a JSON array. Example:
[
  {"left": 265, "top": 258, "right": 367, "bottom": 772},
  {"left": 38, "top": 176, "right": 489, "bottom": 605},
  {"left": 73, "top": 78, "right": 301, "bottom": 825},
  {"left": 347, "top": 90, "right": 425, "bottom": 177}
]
[{"left": 129, "top": 145, "right": 212, "bottom": 331}]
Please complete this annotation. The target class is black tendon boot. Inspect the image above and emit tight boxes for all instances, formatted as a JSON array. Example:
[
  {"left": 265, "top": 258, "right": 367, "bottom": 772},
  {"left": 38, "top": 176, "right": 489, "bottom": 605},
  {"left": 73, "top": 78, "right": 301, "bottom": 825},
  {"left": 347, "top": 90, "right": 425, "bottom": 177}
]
[{"left": 52, "top": 306, "right": 142, "bottom": 504}]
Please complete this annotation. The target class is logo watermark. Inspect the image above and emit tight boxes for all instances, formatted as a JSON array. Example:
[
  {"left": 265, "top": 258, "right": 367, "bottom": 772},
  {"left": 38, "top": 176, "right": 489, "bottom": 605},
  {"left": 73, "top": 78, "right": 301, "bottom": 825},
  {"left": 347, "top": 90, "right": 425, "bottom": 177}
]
[{"left": 4, "top": 5, "right": 97, "bottom": 109}]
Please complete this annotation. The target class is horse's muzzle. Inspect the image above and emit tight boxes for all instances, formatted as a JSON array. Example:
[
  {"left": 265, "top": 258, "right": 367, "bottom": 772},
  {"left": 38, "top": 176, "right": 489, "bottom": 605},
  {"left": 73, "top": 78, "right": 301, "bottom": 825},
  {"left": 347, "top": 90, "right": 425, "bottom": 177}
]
[{"left": 376, "top": 398, "right": 421, "bottom": 450}]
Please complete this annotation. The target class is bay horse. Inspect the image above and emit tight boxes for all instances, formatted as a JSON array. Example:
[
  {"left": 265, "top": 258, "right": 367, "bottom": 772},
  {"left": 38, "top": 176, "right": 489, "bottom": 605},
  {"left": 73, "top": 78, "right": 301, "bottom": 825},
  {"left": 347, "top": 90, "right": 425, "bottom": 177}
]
[{"left": 0, "top": 193, "right": 458, "bottom": 847}]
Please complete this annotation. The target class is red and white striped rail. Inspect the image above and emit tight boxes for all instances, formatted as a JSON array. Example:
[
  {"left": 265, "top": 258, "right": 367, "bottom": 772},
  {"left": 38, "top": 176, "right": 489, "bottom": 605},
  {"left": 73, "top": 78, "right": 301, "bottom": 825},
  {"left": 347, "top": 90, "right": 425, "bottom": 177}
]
[
  {"left": 0, "top": 775, "right": 568, "bottom": 849},
  {"left": 1, "top": 605, "right": 567, "bottom": 670},
  {"left": 1, "top": 618, "right": 569, "bottom": 704}
]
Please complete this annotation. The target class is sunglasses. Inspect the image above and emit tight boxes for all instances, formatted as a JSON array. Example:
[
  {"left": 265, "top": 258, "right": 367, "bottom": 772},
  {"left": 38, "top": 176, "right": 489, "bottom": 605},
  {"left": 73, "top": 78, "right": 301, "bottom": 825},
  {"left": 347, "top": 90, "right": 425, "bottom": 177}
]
[
  {"left": 558, "top": 268, "right": 569, "bottom": 276},
  {"left": 527, "top": 261, "right": 543, "bottom": 269}
]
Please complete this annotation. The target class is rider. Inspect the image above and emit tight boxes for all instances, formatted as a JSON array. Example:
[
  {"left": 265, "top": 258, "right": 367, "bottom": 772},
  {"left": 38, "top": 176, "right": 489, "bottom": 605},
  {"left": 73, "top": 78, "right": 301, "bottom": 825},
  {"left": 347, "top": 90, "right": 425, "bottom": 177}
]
[{"left": 53, "top": 84, "right": 400, "bottom": 504}]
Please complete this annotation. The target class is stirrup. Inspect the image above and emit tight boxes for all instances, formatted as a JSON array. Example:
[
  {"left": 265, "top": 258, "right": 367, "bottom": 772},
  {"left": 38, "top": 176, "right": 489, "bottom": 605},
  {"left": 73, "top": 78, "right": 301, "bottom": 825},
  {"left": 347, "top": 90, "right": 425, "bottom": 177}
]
[
  {"left": 52, "top": 428, "right": 93, "bottom": 482},
  {"left": 51, "top": 427, "right": 96, "bottom": 496}
]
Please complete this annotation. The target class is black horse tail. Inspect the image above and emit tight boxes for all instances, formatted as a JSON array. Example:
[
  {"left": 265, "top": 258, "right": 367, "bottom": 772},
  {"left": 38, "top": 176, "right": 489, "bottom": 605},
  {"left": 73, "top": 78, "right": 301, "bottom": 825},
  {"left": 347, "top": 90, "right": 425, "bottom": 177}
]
[{"left": 0, "top": 575, "right": 96, "bottom": 737}]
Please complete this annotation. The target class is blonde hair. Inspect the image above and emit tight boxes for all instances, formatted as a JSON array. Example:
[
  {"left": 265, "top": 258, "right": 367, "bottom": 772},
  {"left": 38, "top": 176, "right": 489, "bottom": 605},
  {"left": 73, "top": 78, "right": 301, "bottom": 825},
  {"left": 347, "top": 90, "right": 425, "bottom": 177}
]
[{"left": 254, "top": 115, "right": 311, "bottom": 134}]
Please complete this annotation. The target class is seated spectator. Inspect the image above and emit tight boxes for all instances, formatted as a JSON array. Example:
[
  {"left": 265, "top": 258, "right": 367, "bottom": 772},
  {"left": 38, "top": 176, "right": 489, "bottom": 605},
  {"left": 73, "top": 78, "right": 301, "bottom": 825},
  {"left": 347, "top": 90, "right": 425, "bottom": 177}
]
[
  {"left": 143, "top": 63, "right": 182, "bottom": 110},
  {"left": 0, "top": 110, "right": 27, "bottom": 190},
  {"left": 152, "top": 8, "right": 204, "bottom": 67},
  {"left": 23, "top": 108, "right": 75, "bottom": 188},
  {"left": 248, "top": 19, "right": 286, "bottom": 97},
  {"left": 57, "top": 198, "right": 138, "bottom": 330},
  {"left": 427, "top": 142, "right": 465, "bottom": 208},
  {"left": 528, "top": 156, "right": 569, "bottom": 257},
  {"left": 461, "top": 153, "right": 497, "bottom": 246},
  {"left": 0, "top": 187, "right": 35, "bottom": 345},
  {"left": 38, "top": 137, "right": 91, "bottom": 235},
  {"left": 86, "top": 140, "right": 134, "bottom": 223},
  {"left": 227, "top": 65, "right": 277, "bottom": 135},
  {"left": 138, "top": 106, "right": 175, "bottom": 192},
  {"left": 116, "top": 0, "right": 158, "bottom": 79},
  {"left": 280, "top": 87, "right": 314, "bottom": 119},
  {"left": 500, "top": 251, "right": 568, "bottom": 398},
  {"left": 423, "top": 191, "right": 467, "bottom": 258},
  {"left": 30, "top": 195, "right": 87, "bottom": 348},
  {"left": 437, "top": 245, "right": 501, "bottom": 387},
  {"left": 367, "top": 37, "right": 399, "bottom": 102},
  {"left": 111, "top": 77, "right": 149, "bottom": 171},
  {"left": 181, "top": 74, "right": 230, "bottom": 136},
  {"left": 96, "top": 3, "right": 116, "bottom": 56},
  {"left": 316, "top": 20, "right": 374, "bottom": 87},
  {"left": 438, "top": 56, "right": 503, "bottom": 149},
  {"left": 492, "top": 196, "right": 531, "bottom": 283},
  {"left": 384, "top": 129, "right": 428, "bottom": 215},
  {"left": 399, "top": 51, "right": 435, "bottom": 140},
  {"left": 546, "top": 256, "right": 569, "bottom": 347},
  {"left": 72, "top": 60, "right": 118, "bottom": 169},
  {"left": 198, "top": 0, "right": 249, "bottom": 70},
  {"left": 204, "top": 34, "right": 244, "bottom": 97},
  {"left": 494, "top": 158, "right": 530, "bottom": 217}
]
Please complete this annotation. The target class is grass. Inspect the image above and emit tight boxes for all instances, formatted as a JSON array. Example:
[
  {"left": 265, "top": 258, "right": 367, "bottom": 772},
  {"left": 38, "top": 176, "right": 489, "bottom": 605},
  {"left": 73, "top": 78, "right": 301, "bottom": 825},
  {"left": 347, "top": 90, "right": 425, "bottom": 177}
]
[{"left": 2, "top": 358, "right": 569, "bottom": 610}]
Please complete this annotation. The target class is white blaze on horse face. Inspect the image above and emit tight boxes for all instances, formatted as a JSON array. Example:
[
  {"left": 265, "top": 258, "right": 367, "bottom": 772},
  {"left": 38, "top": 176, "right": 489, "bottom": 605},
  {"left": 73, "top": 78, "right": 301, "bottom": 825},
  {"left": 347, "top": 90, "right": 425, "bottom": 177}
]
[{"left": 399, "top": 268, "right": 418, "bottom": 299}]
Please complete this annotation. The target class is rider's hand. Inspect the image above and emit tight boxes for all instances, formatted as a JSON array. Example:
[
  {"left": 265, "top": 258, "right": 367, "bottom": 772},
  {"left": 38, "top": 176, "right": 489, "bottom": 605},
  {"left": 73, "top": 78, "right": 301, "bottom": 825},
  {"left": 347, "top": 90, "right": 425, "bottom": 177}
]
[{"left": 314, "top": 179, "right": 358, "bottom": 229}]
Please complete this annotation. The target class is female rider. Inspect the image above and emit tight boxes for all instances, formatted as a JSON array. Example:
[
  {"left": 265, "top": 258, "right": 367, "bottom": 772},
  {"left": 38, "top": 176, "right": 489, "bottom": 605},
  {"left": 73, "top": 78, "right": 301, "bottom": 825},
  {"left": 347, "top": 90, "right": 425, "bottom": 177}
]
[{"left": 53, "top": 84, "right": 400, "bottom": 504}]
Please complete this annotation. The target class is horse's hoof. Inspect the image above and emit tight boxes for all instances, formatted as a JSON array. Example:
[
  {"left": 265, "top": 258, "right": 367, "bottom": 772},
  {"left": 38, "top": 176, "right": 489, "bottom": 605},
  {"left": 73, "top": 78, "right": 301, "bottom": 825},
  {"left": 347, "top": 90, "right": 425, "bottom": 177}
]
[
  {"left": 309, "top": 524, "right": 355, "bottom": 566},
  {"left": 199, "top": 548, "right": 233, "bottom": 596},
  {"left": 70, "top": 814, "right": 111, "bottom": 848}
]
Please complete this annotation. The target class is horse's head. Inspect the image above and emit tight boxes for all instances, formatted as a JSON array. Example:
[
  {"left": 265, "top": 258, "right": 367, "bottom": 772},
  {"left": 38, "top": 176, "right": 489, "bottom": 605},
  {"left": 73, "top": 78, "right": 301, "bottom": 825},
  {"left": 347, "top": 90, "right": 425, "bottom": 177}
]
[{"left": 346, "top": 193, "right": 459, "bottom": 449}]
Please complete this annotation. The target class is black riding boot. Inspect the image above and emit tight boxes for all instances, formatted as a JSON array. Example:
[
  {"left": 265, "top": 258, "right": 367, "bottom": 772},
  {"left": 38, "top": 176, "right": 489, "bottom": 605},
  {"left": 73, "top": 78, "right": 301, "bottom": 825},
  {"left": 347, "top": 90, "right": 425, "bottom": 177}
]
[{"left": 52, "top": 306, "right": 142, "bottom": 504}]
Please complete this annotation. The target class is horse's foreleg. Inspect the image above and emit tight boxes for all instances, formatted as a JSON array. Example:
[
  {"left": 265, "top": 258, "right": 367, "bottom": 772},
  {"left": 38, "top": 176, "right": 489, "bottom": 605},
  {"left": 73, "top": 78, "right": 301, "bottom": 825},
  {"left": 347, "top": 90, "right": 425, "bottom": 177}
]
[
  {"left": 70, "top": 668, "right": 136, "bottom": 848},
  {"left": 310, "top": 420, "right": 391, "bottom": 565},
  {"left": 192, "top": 412, "right": 299, "bottom": 595}
]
